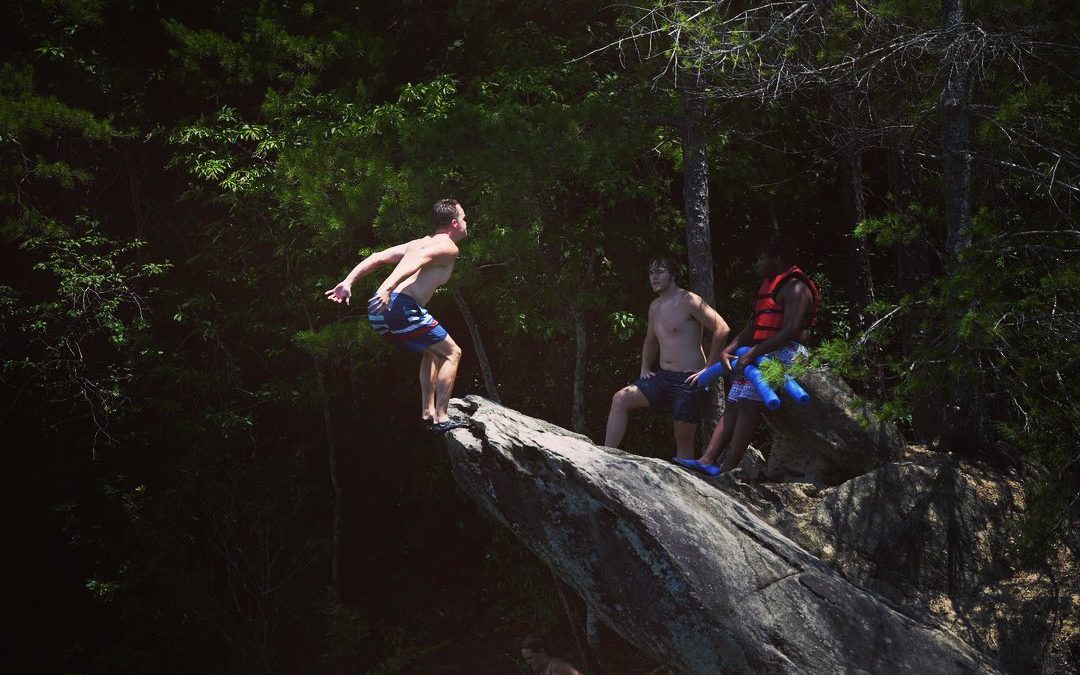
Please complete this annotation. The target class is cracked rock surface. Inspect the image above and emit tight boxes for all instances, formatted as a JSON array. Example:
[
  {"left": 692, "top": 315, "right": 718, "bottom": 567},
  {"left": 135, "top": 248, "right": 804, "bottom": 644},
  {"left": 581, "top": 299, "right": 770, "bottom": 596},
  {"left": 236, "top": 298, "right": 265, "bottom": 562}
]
[{"left": 444, "top": 396, "right": 1001, "bottom": 675}]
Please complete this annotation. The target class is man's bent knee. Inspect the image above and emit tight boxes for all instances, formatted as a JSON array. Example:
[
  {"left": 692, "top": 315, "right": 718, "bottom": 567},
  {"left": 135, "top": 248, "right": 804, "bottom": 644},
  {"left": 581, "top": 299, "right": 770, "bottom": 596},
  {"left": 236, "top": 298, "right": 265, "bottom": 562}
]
[
  {"left": 427, "top": 337, "right": 461, "bottom": 363},
  {"left": 445, "top": 343, "right": 462, "bottom": 362},
  {"left": 610, "top": 387, "right": 630, "bottom": 410},
  {"left": 611, "top": 386, "right": 648, "bottom": 411}
]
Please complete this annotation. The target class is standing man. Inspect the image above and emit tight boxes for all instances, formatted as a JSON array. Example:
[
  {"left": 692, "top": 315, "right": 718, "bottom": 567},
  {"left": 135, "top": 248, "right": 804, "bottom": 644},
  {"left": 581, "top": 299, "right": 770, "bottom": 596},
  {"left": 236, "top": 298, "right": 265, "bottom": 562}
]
[
  {"left": 325, "top": 199, "right": 471, "bottom": 433},
  {"left": 521, "top": 636, "right": 582, "bottom": 675},
  {"left": 693, "top": 232, "right": 819, "bottom": 474},
  {"left": 604, "top": 256, "right": 730, "bottom": 466}
]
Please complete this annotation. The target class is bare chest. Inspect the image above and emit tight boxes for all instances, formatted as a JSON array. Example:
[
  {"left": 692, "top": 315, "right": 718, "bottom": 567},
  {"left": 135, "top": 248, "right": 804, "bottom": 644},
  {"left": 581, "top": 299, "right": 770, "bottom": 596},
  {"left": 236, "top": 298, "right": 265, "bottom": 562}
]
[{"left": 654, "top": 304, "right": 697, "bottom": 338}]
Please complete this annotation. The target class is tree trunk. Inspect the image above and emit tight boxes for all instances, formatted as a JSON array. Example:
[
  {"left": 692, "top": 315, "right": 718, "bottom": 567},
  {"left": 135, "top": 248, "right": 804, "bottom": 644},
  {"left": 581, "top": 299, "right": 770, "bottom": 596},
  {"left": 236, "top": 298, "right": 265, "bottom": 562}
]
[
  {"left": 570, "top": 257, "right": 595, "bottom": 435},
  {"left": 940, "top": 0, "right": 984, "bottom": 451},
  {"left": 310, "top": 355, "right": 342, "bottom": 603},
  {"left": 941, "top": 0, "right": 973, "bottom": 268},
  {"left": 553, "top": 572, "right": 605, "bottom": 675},
  {"left": 680, "top": 78, "right": 714, "bottom": 307},
  {"left": 841, "top": 145, "right": 885, "bottom": 399},
  {"left": 681, "top": 77, "right": 723, "bottom": 437},
  {"left": 887, "top": 142, "right": 940, "bottom": 443},
  {"left": 452, "top": 287, "right": 500, "bottom": 403},
  {"left": 841, "top": 146, "right": 874, "bottom": 333},
  {"left": 570, "top": 296, "right": 588, "bottom": 434}
]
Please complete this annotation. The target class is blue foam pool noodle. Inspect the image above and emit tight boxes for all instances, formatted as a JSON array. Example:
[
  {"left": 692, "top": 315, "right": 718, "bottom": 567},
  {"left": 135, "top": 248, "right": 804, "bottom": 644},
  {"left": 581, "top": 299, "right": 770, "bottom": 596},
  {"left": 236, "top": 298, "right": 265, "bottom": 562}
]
[
  {"left": 734, "top": 348, "right": 781, "bottom": 410},
  {"left": 782, "top": 376, "right": 811, "bottom": 406},
  {"left": 696, "top": 362, "right": 727, "bottom": 390},
  {"left": 745, "top": 364, "right": 782, "bottom": 410}
]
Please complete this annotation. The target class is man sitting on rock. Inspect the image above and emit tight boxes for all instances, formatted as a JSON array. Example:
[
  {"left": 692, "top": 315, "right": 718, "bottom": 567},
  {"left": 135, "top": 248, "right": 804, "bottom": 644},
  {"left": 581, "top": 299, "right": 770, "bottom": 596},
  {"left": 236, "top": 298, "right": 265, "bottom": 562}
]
[
  {"left": 604, "top": 256, "right": 730, "bottom": 467},
  {"left": 692, "top": 232, "right": 819, "bottom": 475},
  {"left": 521, "top": 636, "right": 582, "bottom": 675}
]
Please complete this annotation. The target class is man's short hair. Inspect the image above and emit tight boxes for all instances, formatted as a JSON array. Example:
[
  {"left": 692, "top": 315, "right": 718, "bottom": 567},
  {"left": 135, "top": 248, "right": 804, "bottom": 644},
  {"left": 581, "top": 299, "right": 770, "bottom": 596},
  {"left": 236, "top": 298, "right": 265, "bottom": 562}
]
[
  {"left": 759, "top": 232, "right": 798, "bottom": 264},
  {"left": 648, "top": 255, "right": 678, "bottom": 275},
  {"left": 432, "top": 198, "right": 461, "bottom": 229},
  {"left": 521, "top": 636, "right": 547, "bottom": 654}
]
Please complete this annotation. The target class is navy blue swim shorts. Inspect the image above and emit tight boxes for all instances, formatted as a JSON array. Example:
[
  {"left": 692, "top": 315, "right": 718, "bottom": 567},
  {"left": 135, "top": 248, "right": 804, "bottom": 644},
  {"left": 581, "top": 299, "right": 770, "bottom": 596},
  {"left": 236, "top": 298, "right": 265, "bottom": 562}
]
[{"left": 634, "top": 369, "right": 706, "bottom": 423}]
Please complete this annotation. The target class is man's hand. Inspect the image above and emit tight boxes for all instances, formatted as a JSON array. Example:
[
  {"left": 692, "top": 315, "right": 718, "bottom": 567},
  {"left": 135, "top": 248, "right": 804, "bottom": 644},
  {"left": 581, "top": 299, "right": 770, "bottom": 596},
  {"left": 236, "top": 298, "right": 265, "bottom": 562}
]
[
  {"left": 325, "top": 283, "right": 351, "bottom": 305},
  {"left": 720, "top": 343, "right": 739, "bottom": 372},
  {"left": 685, "top": 367, "right": 706, "bottom": 387},
  {"left": 640, "top": 367, "right": 656, "bottom": 379},
  {"left": 734, "top": 347, "right": 759, "bottom": 377},
  {"left": 376, "top": 286, "right": 392, "bottom": 307}
]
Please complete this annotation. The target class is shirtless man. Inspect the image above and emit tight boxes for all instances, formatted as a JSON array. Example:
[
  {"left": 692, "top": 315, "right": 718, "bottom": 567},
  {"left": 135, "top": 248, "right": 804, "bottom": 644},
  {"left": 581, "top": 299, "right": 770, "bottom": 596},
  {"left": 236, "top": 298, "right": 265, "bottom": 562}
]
[
  {"left": 521, "top": 636, "right": 582, "bottom": 675},
  {"left": 325, "top": 199, "right": 470, "bottom": 433},
  {"left": 604, "top": 256, "right": 730, "bottom": 463}
]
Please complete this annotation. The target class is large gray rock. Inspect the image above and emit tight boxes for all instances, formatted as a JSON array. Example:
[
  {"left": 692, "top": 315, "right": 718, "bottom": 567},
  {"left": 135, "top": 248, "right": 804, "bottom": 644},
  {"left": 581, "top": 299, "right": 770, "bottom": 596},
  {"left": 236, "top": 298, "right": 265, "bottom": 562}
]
[
  {"left": 787, "top": 457, "right": 1070, "bottom": 674},
  {"left": 644, "top": 448, "right": 1077, "bottom": 675},
  {"left": 803, "top": 459, "right": 1021, "bottom": 598},
  {"left": 760, "top": 366, "right": 904, "bottom": 484},
  {"left": 444, "top": 396, "right": 999, "bottom": 675}
]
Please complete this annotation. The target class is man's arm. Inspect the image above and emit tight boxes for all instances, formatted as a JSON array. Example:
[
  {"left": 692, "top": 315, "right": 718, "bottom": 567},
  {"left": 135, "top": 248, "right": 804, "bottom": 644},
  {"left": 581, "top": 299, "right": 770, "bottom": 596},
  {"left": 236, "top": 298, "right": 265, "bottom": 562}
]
[
  {"left": 719, "top": 317, "right": 754, "bottom": 370},
  {"left": 324, "top": 243, "right": 408, "bottom": 305},
  {"left": 640, "top": 301, "right": 660, "bottom": 378},
  {"left": 736, "top": 279, "right": 812, "bottom": 373},
  {"left": 685, "top": 296, "right": 731, "bottom": 385},
  {"left": 374, "top": 237, "right": 456, "bottom": 304}
]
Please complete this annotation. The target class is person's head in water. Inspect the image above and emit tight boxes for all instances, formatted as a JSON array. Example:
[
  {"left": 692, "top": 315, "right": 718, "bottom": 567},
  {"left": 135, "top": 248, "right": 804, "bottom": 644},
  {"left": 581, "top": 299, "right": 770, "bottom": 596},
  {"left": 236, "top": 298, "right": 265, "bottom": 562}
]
[
  {"left": 521, "top": 636, "right": 551, "bottom": 673},
  {"left": 648, "top": 255, "right": 678, "bottom": 294},
  {"left": 755, "top": 232, "right": 797, "bottom": 277},
  {"left": 432, "top": 198, "right": 467, "bottom": 241}
]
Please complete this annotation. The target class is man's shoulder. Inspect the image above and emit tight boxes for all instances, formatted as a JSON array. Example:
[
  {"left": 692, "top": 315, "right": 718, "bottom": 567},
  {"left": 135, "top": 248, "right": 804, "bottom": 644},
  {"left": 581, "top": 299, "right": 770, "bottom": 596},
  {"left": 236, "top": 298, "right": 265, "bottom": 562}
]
[
  {"left": 549, "top": 659, "right": 580, "bottom": 675},
  {"left": 677, "top": 288, "right": 706, "bottom": 308},
  {"left": 420, "top": 234, "right": 458, "bottom": 255},
  {"left": 777, "top": 274, "right": 811, "bottom": 296}
]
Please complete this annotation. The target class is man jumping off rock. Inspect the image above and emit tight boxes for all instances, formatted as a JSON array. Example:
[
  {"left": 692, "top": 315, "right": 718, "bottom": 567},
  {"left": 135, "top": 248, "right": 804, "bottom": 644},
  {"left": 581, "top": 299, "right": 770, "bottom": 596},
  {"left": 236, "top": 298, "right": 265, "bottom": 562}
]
[{"left": 325, "top": 199, "right": 471, "bottom": 433}]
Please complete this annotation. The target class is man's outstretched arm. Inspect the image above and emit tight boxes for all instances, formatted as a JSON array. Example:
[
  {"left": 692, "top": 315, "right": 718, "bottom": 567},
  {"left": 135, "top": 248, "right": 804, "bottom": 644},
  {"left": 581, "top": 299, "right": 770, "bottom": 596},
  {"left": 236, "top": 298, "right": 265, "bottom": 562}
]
[{"left": 324, "top": 243, "right": 408, "bottom": 305}]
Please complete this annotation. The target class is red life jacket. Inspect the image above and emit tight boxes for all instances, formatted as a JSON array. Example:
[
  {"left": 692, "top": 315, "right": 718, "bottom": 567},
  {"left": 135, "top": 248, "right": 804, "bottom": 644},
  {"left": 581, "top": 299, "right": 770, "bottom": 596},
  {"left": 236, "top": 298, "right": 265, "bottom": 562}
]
[{"left": 750, "top": 265, "right": 819, "bottom": 345}]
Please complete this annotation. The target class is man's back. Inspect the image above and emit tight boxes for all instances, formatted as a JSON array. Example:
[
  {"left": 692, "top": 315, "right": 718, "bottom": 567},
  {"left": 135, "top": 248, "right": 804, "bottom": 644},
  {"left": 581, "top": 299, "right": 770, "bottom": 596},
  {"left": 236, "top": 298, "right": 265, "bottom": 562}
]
[{"left": 392, "top": 234, "right": 458, "bottom": 305}]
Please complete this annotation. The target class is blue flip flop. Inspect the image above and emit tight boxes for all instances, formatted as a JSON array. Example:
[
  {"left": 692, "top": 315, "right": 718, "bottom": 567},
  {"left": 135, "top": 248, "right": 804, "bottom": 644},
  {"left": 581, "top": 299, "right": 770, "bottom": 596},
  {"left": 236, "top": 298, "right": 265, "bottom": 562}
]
[
  {"left": 672, "top": 457, "right": 700, "bottom": 471},
  {"left": 672, "top": 457, "right": 722, "bottom": 477},
  {"left": 694, "top": 462, "right": 722, "bottom": 477}
]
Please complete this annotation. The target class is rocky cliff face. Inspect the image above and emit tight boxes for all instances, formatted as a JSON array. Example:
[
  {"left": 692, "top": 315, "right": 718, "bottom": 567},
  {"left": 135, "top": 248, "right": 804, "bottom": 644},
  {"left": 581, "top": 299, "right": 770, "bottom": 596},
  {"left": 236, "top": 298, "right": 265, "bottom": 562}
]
[
  {"left": 442, "top": 396, "right": 1031, "bottom": 675},
  {"left": 755, "top": 364, "right": 904, "bottom": 484},
  {"left": 725, "top": 450, "right": 1075, "bottom": 674}
]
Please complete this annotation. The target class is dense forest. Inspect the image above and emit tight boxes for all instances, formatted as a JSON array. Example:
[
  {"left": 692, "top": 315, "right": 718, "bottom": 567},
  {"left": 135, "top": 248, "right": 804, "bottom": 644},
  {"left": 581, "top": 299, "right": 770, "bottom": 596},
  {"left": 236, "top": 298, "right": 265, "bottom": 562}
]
[{"left": 2, "top": 1, "right": 1077, "bottom": 672}]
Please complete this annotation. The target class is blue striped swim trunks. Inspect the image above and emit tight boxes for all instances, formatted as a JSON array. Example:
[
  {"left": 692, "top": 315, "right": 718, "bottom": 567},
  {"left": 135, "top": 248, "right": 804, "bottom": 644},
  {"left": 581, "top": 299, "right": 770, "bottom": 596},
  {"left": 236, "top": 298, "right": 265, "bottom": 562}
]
[
  {"left": 728, "top": 343, "right": 808, "bottom": 403},
  {"left": 367, "top": 293, "right": 449, "bottom": 352}
]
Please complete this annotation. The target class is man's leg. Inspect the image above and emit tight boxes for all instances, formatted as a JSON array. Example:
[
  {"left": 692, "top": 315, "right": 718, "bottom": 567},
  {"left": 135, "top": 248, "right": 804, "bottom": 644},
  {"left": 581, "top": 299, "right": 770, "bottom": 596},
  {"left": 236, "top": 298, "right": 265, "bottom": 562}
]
[
  {"left": 672, "top": 421, "right": 697, "bottom": 460},
  {"left": 698, "top": 404, "right": 739, "bottom": 465},
  {"left": 718, "top": 399, "right": 763, "bottom": 471},
  {"left": 419, "top": 351, "right": 437, "bottom": 422},
  {"left": 424, "top": 335, "right": 462, "bottom": 423},
  {"left": 604, "top": 385, "right": 650, "bottom": 448}
]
